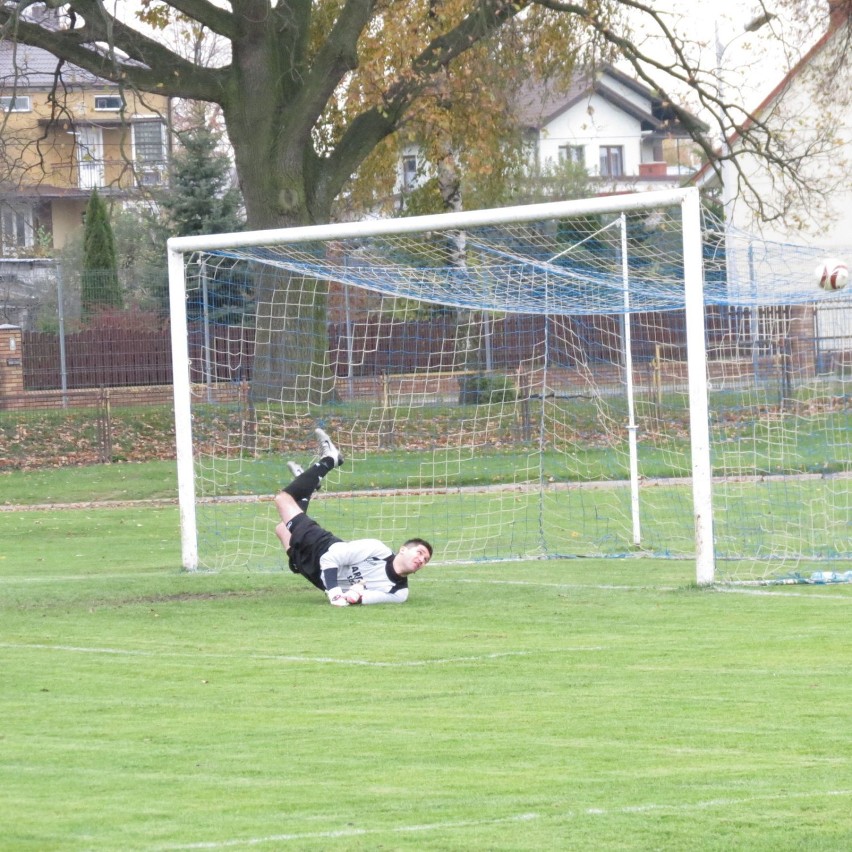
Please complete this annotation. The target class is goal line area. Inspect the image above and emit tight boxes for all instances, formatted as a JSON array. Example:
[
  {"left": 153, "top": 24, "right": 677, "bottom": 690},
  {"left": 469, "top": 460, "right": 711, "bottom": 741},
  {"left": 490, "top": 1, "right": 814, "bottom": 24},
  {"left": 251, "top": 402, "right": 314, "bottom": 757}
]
[{"left": 167, "top": 190, "right": 851, "bottom": 584}]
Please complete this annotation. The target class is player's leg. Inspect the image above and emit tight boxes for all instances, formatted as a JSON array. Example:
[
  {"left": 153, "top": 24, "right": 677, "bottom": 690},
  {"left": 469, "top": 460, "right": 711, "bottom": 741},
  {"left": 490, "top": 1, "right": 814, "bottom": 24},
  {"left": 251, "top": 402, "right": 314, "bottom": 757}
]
[
  {"left": 315, "top": 428, "right": 343, "bottom": 468},
  {"left": 285, "top": 462, "right": 312, "bottom": 512},
  {"left": 274, "top": 491, "right": 302, "bottom": 536},
  {"left": 273, "top": 501, "right": 324, "bottom": 590},
  {"left": 281, "top": 428, "right": 344, "bottom": 510},
  {"left": 275, "top": 429, "right": 345, "bottom": 592},
  {"left": 274, "top": 519, "right": 291, "bottom": 551},
  {"left": 276, "top": 511, "right": 342, "bottom": 592}
]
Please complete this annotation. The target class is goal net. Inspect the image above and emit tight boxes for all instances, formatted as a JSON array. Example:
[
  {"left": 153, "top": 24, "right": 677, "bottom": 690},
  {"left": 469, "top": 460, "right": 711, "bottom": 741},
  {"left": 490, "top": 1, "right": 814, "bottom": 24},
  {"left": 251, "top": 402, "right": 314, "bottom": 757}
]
[
  {"left": 704, "top": 226, "right": 851, "bottom": 583},
  {"left": 167, "top": 189, "right": 851, "bottom": 584}
]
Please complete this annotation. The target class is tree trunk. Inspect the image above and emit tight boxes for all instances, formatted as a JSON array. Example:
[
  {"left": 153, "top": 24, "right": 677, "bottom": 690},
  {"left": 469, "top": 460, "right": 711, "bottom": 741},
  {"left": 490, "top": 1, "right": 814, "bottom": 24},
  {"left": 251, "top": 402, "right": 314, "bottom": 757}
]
[
  {"left": 249, "top": 268, "right": 336, "bottom": 406},
  {"left": 223, "top": 87, "right": 336, "bottom": 405}
]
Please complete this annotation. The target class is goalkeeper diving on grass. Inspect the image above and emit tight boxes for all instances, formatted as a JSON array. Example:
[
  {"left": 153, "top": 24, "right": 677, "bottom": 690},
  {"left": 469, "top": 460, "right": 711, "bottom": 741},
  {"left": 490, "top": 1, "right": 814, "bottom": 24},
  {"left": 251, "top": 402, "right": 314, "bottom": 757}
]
[{"left": 274, "top": 428, "right": 433, "bottom": 606}]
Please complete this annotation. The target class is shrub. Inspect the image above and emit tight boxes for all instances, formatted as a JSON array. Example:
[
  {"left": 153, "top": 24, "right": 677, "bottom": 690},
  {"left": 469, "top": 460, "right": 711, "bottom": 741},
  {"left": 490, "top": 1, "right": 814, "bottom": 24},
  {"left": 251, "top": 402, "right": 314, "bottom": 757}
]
[{"left": 458, "top": 373, "right": 517, "bottom": 405}]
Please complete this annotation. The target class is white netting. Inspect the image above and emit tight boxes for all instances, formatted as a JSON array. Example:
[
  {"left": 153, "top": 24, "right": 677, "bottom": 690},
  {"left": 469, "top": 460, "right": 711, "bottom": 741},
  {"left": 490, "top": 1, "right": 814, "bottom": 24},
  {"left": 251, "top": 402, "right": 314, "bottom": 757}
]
[
  {"left": 173, "top": 199, "right": 851, "bottom": 583},
  {"left": 701, "top": 225, "right": 852, "bottom": 581}
]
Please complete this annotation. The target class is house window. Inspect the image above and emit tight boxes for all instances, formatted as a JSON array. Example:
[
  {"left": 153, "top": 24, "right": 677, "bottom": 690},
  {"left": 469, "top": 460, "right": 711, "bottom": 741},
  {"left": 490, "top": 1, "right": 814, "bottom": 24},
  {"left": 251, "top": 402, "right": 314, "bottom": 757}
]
[
  {"left": 599, "top": 145, "right": 624, "bottom": 177},
  {"left": 601, "top": 145, "right": 624, "bottom": 177},
  {"left": 95, "top": 96, "right": 123, "bottom": 111},
  {"left": 558, "top": 145, "right": 584, "bottom": 165},
  {"left": 1, "top": 95, "right": 32, "bottom": 112},
  {"left": 133, "top": 121, "right": 167, "bottom": 185},
  {"left": 402, "top": 155, "right": 418, "bottom": 191},
  {"left": 1, "top": 205, "right": 33, "bottom": 250},
  {"left": 76, "top": 126, "right": 105, "bottom": 189},
  {"left": 133, "top": 121, "right": 166, "bottom": 162}
]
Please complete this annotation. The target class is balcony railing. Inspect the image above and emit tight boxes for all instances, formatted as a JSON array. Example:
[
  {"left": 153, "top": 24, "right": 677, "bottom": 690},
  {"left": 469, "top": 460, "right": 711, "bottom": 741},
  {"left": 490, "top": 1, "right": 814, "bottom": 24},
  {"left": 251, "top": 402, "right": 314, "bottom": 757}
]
[{"left": 74, "top": 159, "right": 168, "bottom": 190}]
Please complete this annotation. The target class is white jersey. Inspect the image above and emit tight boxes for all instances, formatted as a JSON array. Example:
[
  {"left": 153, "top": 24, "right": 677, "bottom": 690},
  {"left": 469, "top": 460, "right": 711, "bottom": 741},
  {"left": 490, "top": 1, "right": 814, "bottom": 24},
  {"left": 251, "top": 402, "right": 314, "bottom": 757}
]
[{"left": 319, "top": 538, "right": 409, "bottom": 604}]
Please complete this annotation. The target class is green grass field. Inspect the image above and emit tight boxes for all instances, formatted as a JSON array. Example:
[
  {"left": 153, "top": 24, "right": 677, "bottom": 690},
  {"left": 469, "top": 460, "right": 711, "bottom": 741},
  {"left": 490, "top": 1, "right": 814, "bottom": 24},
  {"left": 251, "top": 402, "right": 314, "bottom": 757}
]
[{"left": 2, "top": 465, "right": 852, "bottom": 850}]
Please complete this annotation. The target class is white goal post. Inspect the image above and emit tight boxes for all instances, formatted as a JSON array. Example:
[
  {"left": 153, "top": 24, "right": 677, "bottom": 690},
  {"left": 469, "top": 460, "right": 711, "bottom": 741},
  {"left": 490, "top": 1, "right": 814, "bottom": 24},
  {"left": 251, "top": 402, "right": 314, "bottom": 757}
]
[{"left": 167, "top": 189, "right": 714, "bottom": 579}]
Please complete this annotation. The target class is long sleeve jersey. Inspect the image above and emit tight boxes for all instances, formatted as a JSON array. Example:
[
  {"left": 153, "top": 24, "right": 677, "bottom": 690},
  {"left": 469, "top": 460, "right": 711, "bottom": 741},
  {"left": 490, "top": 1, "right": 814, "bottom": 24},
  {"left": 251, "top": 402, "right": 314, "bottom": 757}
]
[{"left": 318, "top": 539, "right": 409, "bottom": 604}]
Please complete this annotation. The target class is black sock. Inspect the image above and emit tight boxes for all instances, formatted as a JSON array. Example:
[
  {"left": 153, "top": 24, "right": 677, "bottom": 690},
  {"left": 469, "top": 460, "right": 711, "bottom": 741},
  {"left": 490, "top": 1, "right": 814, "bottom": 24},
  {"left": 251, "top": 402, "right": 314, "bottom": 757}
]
[
  {"left": 283, "top": 459, "right": 334, "bottom": 503},
  {"left": 316, "top": 457, "right": 336, "bottom": 474}
]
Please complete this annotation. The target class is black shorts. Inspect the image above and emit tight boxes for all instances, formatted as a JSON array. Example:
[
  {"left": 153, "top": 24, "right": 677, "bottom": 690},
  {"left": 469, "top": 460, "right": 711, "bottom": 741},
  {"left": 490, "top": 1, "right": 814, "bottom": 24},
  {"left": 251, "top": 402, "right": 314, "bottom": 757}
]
[{"left": 285, "top": 513, "right": 342, "bottom": 590}]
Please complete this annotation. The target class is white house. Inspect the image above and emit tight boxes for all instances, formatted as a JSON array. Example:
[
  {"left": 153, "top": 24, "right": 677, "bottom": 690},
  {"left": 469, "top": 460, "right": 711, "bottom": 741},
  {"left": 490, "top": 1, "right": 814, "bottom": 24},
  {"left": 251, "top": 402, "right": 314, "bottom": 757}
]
[
  {"left": 515, "top": 65, "right": 704, "bottom": 192},
  {"left": 395, "top": 64, "right": 705, "bottom": 200},
  {"left": 693, "top": 4, "right": 852, "bottom": 252},
  {"left": 692, "top": 3, "right": 851, "bottom": 357}
]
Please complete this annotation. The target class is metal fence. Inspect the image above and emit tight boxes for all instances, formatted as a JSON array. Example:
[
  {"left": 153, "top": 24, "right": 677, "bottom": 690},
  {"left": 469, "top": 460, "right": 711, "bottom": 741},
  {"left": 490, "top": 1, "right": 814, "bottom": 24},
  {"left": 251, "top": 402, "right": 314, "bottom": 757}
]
[
  {"left": 5, "top": 305, "right": 852, "bottom": 396},
  {"left": 12, "top": 312, "right": 690, "bottom": 392}
]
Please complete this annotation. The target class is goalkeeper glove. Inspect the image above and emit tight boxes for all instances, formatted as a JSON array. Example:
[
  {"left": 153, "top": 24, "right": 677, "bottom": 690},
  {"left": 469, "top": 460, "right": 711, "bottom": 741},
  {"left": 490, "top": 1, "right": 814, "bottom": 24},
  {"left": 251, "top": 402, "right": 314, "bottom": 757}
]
[
  {"left": 326, "top": 587, "right": 349, "bottom": 607},
  {"left": 344, "top": 583, "right": 366, "bottom": 605}
]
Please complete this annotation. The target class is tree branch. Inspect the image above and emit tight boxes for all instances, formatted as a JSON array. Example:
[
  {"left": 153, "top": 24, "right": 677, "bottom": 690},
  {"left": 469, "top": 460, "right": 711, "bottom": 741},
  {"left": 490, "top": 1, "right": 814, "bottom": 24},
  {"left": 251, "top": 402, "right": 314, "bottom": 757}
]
[
  {"left": 0, "top": 2, "right": 229, "bottom": 100},
  {"left": 283, "top": 0, "right": 377, "bottom": 144},
  {"left": 533, "top": 0, "right": 831, "bottom": 223},
  {"left": 145, "top": 0, "right": 237, "bottom": 38},
  {"left": 321, "top": 0, "right": 531, "bottom": 209}
]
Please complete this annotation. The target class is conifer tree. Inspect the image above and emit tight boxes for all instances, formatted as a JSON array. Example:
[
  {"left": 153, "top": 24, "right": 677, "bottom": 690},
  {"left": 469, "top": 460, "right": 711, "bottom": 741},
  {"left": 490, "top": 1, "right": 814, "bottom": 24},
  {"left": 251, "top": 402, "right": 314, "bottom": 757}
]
[
  {"left": 159, "top": 127, "right": 247, "bottom": 324},
  {"left": 161, "top": 127, "right": 243, "bottom": 238},
  {"left": 81, "top": 188, "right": 122, "bottom": 322}
]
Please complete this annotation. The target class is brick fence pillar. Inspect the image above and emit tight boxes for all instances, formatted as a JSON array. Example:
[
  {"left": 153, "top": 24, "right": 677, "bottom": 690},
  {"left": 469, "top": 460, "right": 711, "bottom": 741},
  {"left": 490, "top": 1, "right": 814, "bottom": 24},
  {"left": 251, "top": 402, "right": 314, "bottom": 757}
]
[
  {"left": 0, "top": 325, "right": 23, "bottom": 409},
  {"left": 788, "top": 305, "right": 816, "bottom": 378}
]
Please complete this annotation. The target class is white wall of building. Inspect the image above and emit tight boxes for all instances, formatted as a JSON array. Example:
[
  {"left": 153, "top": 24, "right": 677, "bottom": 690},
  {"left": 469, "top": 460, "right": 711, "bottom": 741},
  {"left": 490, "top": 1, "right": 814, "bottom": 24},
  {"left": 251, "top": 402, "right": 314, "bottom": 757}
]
[
  {"left": 722, "top": 17, "right": 852, "bottom": 348},
  {"left": 538, "top": 93, "right": 646, "bottom": 177},
  {"left": 729, "top": 21, "right": 852, "bottom": 254}
]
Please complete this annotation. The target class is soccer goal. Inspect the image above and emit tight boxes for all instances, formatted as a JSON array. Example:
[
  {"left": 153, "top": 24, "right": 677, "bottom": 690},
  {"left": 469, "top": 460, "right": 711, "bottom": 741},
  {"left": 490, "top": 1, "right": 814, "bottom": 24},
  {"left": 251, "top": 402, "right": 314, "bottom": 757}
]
[{"left": 167, "top": 187, "right": 851, "bottom": 584}]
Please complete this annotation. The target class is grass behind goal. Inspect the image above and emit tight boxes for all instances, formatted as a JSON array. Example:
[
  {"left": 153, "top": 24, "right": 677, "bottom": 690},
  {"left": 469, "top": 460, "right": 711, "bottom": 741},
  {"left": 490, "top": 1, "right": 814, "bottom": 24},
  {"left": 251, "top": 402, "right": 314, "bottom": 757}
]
[{"left": 2, "top": 495, "right": 852, "bottom": 850}]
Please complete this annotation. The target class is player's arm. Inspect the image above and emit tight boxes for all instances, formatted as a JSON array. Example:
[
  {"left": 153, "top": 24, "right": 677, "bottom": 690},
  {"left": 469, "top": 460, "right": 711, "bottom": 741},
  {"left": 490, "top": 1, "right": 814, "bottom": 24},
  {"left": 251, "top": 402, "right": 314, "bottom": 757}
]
[
  {"left": 347, "top": 585, "right": 409, "bottom": 605},
  {"left": 319, "top": 540, "right": 390, "bottom": 606}
]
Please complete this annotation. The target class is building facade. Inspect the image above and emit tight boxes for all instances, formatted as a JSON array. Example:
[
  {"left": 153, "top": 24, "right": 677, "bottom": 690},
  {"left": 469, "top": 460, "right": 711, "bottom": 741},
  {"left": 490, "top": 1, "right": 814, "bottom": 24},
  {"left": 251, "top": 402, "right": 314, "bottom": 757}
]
[
  {"left": 517, "top": 65, "right": 704, "bottom": 192},
  {"left": 693, "top": 5, "right": 851, "bottom": 250},
  {"left": 0, "top": 33, "right": 170, "bottom": 255},
  {"left": 395, "top": 65, "right": 704, "bottom": 200}
]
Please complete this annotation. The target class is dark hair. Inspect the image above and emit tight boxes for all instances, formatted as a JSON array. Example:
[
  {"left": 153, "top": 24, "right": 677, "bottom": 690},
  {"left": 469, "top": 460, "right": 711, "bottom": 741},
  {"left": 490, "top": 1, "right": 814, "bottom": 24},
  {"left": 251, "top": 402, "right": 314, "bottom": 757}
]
[{"left": 403, "top": 537, "right": 433, "bottom": 557}]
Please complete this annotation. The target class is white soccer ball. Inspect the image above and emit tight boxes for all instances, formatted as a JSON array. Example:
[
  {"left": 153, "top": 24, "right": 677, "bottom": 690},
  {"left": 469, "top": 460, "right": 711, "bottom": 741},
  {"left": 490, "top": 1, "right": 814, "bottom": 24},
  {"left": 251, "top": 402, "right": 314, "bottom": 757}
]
[{"left": 815, "top": 258, "right": 849, "bottom": 291}]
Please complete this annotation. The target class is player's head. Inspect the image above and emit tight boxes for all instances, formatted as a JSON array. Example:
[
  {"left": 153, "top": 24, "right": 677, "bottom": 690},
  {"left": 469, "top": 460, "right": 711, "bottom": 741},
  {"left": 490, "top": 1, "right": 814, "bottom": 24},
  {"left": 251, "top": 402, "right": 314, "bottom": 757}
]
[
  {"left": 404, "top": 538, "right": 432, "bottom": 558},
  {"left": 396, "top": 538, "right": 433, "bottom": 575}
]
